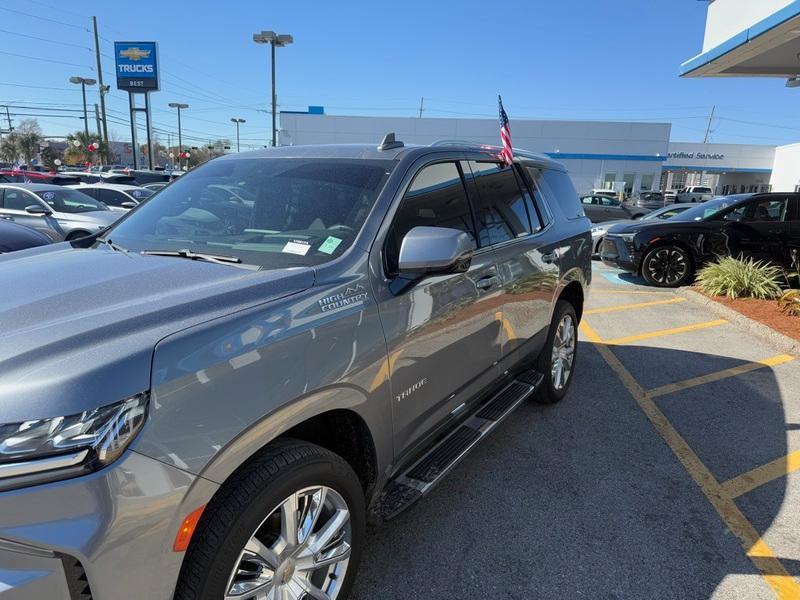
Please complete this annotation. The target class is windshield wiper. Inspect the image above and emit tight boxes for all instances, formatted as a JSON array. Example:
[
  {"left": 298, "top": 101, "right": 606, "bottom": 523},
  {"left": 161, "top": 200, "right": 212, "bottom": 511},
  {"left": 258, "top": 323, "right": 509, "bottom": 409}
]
[
  {"left": 141, "top": 248, "right": 243, "bottom": 266},
  {"left": 97, "top": 237, "right": 129, "bottom": 254}
]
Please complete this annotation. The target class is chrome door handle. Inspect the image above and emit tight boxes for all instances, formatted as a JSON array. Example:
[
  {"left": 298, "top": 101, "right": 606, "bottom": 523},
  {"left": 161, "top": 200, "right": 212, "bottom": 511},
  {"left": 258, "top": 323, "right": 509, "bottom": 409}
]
[
  {"left": 476, "top": 275, "right": 501, "bottom": 290},
  {"left": 541, "top": 252, "right": 558, "bottom": 264}
]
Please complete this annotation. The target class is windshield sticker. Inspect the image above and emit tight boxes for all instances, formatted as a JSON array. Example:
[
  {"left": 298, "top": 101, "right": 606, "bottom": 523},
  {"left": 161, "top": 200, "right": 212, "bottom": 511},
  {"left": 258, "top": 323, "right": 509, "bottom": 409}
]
[
  {"left": 318, "top": 236, "right": 342, "bottom": 255},
  {"left": 42, "top": 191, "right": 55, "bottom": 200},
  {"left": 282, "top": 240, "right": 311, "bottom": 256}
]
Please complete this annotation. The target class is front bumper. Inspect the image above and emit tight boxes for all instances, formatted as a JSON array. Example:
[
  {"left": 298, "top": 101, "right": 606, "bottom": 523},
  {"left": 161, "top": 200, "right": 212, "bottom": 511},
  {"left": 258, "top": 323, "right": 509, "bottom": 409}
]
[
  {"left": 600, "top": 236, "right": 641, "bottom": 274},
  {"left": 0, "top": 450, "right": 218, "bottom": 600}
]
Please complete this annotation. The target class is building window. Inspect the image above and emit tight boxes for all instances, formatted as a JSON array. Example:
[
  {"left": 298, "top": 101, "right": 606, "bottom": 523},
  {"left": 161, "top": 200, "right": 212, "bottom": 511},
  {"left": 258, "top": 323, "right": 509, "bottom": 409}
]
[
  {"left": 640, "top": 174, "right": 655, "bottom": 191},
  {"left": 602, "top": 172, "right": 616, "bottom": 189},
  {"left": 623, "top": 173, "right": 635, "bottom": 196},
  {"left": 671, "top": 172, "right": 687, "bottom": 190}
]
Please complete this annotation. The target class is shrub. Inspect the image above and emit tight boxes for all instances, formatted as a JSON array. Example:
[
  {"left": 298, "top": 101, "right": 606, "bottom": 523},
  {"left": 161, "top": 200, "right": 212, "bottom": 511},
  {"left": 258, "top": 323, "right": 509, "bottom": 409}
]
[
  {"left": 696, "top": 256, "right": 783, "bottom": 300},
  {"left": 779, "top": 290, "right": 800, "bottom": 317}
]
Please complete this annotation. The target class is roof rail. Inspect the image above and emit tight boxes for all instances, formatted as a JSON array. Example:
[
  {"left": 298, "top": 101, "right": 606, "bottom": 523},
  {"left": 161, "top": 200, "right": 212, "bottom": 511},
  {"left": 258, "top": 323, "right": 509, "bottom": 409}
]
[
  {"left": 377, "top": 132, "right": 404, "bottom": 151},
  {"left": 430, "top": 139, "right": 547, "bottom": 161}
]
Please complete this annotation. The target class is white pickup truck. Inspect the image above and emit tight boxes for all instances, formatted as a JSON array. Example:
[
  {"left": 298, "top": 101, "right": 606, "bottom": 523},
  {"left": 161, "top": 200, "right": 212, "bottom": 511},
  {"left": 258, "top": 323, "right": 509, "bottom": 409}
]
[{"left": 675, "top": 186, "right": 714, "bottom": 203}]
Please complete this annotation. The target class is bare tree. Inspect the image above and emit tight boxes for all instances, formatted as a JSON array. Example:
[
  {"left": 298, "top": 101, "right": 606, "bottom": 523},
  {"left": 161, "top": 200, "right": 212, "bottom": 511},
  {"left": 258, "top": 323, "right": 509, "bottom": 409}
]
[{"left": 15, "top": 119, "right": 43, "bottom": 166}]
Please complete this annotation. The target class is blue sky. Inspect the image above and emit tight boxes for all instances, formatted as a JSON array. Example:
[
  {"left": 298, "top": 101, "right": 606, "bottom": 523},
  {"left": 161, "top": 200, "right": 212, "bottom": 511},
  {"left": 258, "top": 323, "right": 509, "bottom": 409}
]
[{"left": 2, "top": 0, "right": 800, "bottom": 148}]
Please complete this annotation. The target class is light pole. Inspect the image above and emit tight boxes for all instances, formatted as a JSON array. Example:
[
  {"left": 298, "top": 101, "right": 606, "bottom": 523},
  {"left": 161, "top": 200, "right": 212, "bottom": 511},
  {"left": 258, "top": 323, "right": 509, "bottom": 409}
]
[
  {"left": 168, "top": 102, "right": 189, "bottom": 169},
  {"left": 253, "top": 30, "right": 293, "bottom": 147},
  {"left": 230, "top": 118, "right": 246, "bottom": 152},
  {"left": 69, "top": 76, "right": 97, "bottom": 137}
]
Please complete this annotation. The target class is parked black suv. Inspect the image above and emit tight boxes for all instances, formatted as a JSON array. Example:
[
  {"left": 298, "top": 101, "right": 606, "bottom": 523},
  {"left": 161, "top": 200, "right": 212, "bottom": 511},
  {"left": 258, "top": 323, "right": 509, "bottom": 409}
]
[{"left": 601, "top": 193, "right": 800, "bottom": 286}]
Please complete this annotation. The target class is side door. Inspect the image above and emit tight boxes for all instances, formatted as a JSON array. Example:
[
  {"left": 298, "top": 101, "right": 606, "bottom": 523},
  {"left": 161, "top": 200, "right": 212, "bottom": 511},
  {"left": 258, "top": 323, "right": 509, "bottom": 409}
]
[
  {"left": 371, "top": 160, "right": 503, "bottom": 459},
  {"left": 600, "top": 195, "right": 629, "bottom": 219},
  {"left": 722, "top": 195, "right": 791, "bottom": 266},
  {"left": 465, "top": 161, "right": 559, "bottom": 366},
  {"left": 581, "top": 196, "right": 602, "bottom": 222},
  {"left": 785, "top": 195, "right": 800, "bottom": 273},
  {"left": 0, "top": 188, "right": 59, "bottom": 240}
]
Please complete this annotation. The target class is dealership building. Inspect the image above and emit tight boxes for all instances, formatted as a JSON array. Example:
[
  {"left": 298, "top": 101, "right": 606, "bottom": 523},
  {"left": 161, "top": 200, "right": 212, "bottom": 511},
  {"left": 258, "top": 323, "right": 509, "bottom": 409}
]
[{"left": 278, "top": 111, "right": 777, "bottom": 195}]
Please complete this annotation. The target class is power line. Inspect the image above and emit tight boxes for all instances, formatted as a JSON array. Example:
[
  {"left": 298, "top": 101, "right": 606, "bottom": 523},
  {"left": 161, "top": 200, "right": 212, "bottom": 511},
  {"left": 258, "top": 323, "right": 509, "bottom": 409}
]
[
  {"left": 0, "top": 6, "right": 89, "bottom": 31},
  {"left": 0, "top": 50, "right": 92, "bottom": 69},
  {"left": 0, "top": 29, "right": 93, "bottom": 50}
]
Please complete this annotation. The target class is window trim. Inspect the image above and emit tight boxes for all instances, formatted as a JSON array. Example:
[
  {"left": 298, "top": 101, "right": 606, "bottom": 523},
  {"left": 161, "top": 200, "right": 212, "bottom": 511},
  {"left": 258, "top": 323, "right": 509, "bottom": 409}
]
[
  {"left": 518, "top": 164, "right": 556, "bottom": 235},
  {"left": 381, "top": 158, "right": 479, "bottom": 277}
]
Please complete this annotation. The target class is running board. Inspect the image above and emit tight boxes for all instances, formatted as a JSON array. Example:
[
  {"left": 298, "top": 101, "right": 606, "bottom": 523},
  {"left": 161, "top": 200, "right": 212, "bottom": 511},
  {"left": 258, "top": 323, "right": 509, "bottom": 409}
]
[{"left": 372, "top": 371, "right": 543, "bottom": 521}]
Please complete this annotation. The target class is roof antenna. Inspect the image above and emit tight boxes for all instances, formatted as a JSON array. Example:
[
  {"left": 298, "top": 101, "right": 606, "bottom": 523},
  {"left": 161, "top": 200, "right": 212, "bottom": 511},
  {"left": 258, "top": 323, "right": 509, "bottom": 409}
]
[{"left": 378, "top": 132, "right": 404, "bottom": 151}]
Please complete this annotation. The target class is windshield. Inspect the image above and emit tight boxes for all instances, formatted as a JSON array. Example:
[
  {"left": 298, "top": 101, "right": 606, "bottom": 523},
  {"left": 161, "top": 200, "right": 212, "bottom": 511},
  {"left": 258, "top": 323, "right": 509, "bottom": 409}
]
[
  {"left": 641, "top": 205, "right": 692, "bottom": 221},
  {"left": 35, "top": 188, "right": 109, "bottom": 213},
  {"left": 128, "top": 188, "right": 153, "bottom": 201},
  {"left": 107, "top": 157, "right": 393, "bottom": 269},
  {"left": 675, "top": 195, "right": 752, "bottom": 222}
]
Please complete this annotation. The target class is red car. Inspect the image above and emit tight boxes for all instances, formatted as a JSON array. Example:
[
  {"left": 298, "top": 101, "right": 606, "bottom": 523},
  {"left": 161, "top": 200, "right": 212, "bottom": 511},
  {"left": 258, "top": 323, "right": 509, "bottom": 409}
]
[{"left": 0, "top": 170, "right": 81, "bottom": 185}]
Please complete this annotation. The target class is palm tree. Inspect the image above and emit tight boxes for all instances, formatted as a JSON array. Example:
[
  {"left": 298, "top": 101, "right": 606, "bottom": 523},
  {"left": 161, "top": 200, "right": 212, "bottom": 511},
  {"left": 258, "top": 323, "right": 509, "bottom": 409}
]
[{"left": 64, "top": 130, "right": 105, "bottom": 165}]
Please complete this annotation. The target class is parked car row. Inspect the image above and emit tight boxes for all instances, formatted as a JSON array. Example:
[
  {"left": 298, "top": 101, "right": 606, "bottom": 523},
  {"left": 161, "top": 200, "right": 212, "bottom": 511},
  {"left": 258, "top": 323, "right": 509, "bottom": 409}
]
[{"left": 601, "top": 193, "right": 800, "bottom": 287}]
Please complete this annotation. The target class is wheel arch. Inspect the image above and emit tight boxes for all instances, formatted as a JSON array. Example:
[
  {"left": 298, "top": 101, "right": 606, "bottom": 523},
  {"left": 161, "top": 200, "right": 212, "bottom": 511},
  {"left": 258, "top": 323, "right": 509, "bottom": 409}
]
[{"left": 557, "top": 279, "right": 585, "bottom": 324}]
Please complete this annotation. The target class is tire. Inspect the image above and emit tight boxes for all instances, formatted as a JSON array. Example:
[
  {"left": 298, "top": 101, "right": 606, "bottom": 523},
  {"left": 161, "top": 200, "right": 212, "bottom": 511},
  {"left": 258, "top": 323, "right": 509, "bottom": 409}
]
[
  {"left": 641, "top": 245, "right": 694, "bottom": 287},
  {"left": 175, "top": 439, "right": 366, "bottom": 600},
  {"left": 534, "top": 300, "right": 578, "bottom": 404},
  {"left": 65, "top": 231, "right": 89, "bottom": 241}
]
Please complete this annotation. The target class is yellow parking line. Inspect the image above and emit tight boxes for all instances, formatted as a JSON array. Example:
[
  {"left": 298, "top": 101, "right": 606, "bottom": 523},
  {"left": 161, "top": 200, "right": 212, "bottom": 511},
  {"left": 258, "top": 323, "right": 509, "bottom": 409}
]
[
  {"left": 649, "top": 354, "right": 795, "bottom": 398},
  {"left": 603, "top": 319, "right": 728, "bottom": 346},
  {"left": 721, "top": 450, "right": 800, "bottom": 499},
  {"left": 581, "top": 318, "right": 800, "bottom": 598},
  {"left": 584, "top": 297, "right": 686, "bottom": 316}
]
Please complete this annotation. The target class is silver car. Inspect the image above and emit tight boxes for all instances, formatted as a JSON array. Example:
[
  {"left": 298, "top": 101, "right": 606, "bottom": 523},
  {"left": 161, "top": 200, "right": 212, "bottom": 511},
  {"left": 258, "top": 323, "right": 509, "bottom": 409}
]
[
  {"left": 66, "top": 183, "right": 155, "bottom": 211},
  {"left": 0, "top": 183, "right": 122, "bottom": 241},
  {"left": 0, "top": 141, "right": 590, "bottom": 600}
]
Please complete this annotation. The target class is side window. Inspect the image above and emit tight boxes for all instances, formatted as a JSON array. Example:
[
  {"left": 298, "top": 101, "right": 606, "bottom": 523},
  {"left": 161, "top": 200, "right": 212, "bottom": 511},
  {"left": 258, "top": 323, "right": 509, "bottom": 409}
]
[
  {"left": 386, "top": 161, "right": 476, "bottom": 274},
  {"left": 3, "top": 190, "right": 35, "bottom": 211},
  {"left": 80, "top": 188, "right": 98, "bottom": 200},
  {"left": 540, "top": 169, "right": 583, "bottom": 220},
  {"left": 600, "top": 197, "right": 620, "bottom": 206},
  {"left": 742, "top": 197, "right": 788, "bottom": 223},
  {"left": 581, "top": 196, "right": 593, "bottom": 205},
  {"left": 467, "top": 161, "right": 532, "bottom": 246}
]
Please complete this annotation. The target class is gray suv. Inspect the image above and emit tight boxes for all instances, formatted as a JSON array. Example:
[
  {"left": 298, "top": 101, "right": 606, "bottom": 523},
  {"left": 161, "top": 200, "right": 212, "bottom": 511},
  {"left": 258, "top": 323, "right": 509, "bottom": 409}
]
[{"left": 0, "top": 138, "right": 590, "bottom": 600}]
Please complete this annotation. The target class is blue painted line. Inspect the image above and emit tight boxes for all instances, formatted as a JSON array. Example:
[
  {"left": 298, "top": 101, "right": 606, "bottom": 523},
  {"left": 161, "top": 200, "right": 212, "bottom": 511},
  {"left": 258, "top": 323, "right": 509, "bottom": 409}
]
[
  {"left": 545, "top": 152, "right": 666, "bottom": 162},
  {"left": 601, "top": 272, "right": 635, "bottom": 286}
]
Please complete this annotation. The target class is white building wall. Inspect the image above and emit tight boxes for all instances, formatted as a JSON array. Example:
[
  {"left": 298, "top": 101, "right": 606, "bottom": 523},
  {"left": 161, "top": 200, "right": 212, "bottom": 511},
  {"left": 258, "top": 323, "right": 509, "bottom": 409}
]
[
  {"left": 665, "top": 142, "right": 775, "bottom": 172},
  {"left": 702, "top": 0, "right": 794, "bottom": 51},
  {"left": 279, "top": 113, "right": 670, "bottom": 195},
  {"left": 770, "top": 143, "right": 800, "bottom": 191}
]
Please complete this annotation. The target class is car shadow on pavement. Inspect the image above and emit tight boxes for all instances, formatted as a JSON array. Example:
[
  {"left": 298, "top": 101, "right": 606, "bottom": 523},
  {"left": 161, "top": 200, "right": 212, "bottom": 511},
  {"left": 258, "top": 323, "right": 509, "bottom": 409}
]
[{"left": 351, "top": 341, "right": 792, "bottom": 600}]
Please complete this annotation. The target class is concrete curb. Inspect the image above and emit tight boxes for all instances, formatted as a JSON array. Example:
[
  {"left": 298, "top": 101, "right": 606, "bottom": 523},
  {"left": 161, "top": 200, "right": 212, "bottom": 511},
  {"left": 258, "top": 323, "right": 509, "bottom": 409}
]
[{"left": 676, "top": 288, "right": 800, "bottom": 356}]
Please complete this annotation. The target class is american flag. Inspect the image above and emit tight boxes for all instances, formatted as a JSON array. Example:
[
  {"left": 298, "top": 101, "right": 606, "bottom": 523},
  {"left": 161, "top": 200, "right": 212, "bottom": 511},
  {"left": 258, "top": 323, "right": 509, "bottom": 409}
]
[{"left": 498, "top": 95, "right": 513, "bottom": 166}]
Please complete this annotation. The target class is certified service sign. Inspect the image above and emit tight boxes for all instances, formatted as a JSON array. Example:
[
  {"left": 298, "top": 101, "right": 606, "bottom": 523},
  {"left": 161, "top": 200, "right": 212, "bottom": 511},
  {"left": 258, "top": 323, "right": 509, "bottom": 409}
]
[{"left": 114, "top": 41, "right": 159, "bottom": 92}]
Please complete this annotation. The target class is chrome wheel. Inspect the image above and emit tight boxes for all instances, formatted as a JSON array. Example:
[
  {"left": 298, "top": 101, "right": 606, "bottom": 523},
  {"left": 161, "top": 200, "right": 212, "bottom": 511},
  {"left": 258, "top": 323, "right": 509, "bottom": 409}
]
[
  {"left": 646, "top": 247, "right": 688, "bottom": 285},
  {"left": 550, "top": 314, "right": 575, "bottom": 391},
  {"left": 225, "top": 486, "right": 352, "bottom": 600}
]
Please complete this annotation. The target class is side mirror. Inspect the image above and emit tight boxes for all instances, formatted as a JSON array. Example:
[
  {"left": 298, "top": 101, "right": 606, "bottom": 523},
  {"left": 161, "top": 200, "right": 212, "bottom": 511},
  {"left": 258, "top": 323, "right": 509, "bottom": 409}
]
[
  {"left": 121, "top": 201, "right": 137, "bottom": 209},
  {"left": 398, "top": 226, "right": 474, "bottom": 275},
  {"left": 25, "top": 204, "right": 51, "bottom": 216}
]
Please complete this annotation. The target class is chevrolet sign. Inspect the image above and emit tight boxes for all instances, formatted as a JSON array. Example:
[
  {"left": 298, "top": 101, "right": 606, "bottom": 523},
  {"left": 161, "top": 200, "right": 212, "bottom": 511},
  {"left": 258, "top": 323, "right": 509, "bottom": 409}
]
[{"left": 114, "top": 41, "right": 159, "bottom": 92}]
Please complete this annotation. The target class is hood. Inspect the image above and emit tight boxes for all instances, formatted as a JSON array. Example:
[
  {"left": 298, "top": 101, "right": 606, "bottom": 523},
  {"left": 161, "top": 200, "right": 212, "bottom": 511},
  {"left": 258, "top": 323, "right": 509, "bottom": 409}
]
[
  {"left": 608, "top": 219, "right": 707, "bottom": 235},
  {"left": 0, "top": 220, "right": 50, "bottom": 252},
  {"left": 0, "top": 245, "right": 314, "bottom": 422},
  {"left": 593, "top": 219, "right": 633, "bottom": 233}
]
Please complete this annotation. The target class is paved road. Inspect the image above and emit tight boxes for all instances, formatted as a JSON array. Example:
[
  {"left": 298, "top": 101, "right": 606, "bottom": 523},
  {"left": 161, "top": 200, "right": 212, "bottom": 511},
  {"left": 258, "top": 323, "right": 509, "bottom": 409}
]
[{"left": 351, "top": 261, "right": 800, "bottom": 600}]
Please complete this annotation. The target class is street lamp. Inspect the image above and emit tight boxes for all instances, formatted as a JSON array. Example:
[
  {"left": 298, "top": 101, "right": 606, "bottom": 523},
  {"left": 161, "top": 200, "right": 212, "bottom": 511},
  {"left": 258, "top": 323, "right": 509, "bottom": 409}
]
[
  {"left": 168, "top": 103, "right": 189, "bottom": 169},
  {"left": 69, "top": 76, "right": 97, "bottom": 137},
  {"left": 253, "top": 30, "right": 293, "bottom": 147},
  {"left": 231, "top": 118, "right": 246, "bottom": 152}
]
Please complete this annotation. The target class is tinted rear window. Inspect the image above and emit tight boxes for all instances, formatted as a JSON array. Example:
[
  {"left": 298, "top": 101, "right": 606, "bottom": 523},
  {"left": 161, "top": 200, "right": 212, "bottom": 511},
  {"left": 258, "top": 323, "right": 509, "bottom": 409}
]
[{"left": 538, "top": 169, "right": 583, "bottom": 220}]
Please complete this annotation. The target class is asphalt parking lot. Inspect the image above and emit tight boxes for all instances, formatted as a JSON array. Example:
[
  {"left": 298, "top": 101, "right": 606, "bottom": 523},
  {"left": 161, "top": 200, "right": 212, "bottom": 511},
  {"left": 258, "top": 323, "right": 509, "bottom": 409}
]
[{"left": 351, "top": 261, "right": 800, "bottom": 600}]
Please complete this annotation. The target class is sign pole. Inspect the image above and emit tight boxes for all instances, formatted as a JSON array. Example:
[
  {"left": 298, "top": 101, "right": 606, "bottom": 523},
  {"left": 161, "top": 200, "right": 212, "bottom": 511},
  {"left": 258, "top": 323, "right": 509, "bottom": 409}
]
[
  {"left": 144, "top": 92, "right": 154, "bottom": 170},
  {"left": 128, "top": 92, "right": 138, "bottom": 170}
]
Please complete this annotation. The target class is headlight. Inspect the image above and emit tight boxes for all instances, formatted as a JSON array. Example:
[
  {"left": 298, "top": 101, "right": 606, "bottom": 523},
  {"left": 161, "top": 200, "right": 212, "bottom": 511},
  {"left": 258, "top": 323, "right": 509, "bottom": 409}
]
[
  {"left": 0, "top": 394, "right": 148, "bottom": 490},
  {"left": 619, "top": 233, "right": 637, "bottom": 243}
]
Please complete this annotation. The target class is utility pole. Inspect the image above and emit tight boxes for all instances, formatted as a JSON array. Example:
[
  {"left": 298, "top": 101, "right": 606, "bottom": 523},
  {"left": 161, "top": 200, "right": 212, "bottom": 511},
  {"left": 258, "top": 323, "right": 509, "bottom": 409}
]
[
  {"left": 93, "top": 16, "right": 110, "bottom": 164},
  {"left": 94, "top": 104, "right": 102, "bottom": 163},
  {"left": 703, "top": 105, "right": 716, "bottom": 144},
  {"left": 418, "top": 96, "right": 424, "bottom": 119}
]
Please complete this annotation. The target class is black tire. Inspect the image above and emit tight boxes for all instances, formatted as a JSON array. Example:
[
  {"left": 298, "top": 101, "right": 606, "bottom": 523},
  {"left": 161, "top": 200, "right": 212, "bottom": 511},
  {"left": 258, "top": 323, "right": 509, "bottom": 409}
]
[
  {"left": 534, "top": 300, "right": 578, "bottom": 404},
  {"left": 175, "top": 439, "right": 366, "bottom": 600},
  {"left": 640, "top": 244, "right": 694, "bottom": 287},
  {"left": 65, "top": 231, "right": 89, "bottom": 241}
]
